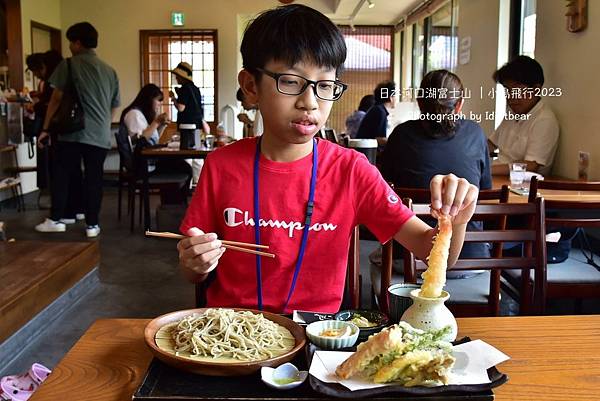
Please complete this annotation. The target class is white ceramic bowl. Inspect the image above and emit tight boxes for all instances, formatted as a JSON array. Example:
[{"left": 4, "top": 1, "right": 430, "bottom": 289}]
[
  {"left": 261, "top": 363, "right": 307, "bottom": 390},
  {"left": 305, "top": 320, "right": 359, "bottom": 350}
]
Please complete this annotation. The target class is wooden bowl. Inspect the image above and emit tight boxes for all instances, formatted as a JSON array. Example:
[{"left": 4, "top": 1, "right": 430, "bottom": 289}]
[{"left": 144, "top": 308, "right": 307, "bottom": 376}]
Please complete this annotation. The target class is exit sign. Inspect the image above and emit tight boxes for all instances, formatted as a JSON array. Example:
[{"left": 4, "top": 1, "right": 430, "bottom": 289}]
[{"left": 171, "top": 12, "right": 185, "bottom": 26}]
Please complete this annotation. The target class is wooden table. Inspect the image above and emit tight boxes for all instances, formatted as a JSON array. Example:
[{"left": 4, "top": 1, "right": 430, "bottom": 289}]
[
  {"left": 30, "top": 315, "right": 600, "bottom": 401},
  {"left": 492, "top": 176, "right": 600, "bottom": 203},
  {"left": 139, "top": 147, "right": 212, "bottom": 230}
]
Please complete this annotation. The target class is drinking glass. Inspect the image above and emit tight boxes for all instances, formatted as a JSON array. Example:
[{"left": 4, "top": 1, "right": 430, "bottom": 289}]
[{"left": 509, "top": 163, "right": 527, "bottom": 188}]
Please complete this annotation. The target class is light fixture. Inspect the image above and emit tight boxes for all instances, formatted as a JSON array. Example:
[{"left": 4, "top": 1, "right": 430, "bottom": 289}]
[{"left": 367, "top": 0, "right": 375, "bottom": 9}]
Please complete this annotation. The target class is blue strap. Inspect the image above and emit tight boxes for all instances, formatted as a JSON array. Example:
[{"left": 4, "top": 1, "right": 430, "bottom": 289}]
[
  {"left": 254, "top": 138, "right": 318, "bottom": 313},
  {"left": 283, "top": 140, "right": 318, "bottom": 312},
  {"left": 254, "top": 138, "right": 263, "bottom": 311}
]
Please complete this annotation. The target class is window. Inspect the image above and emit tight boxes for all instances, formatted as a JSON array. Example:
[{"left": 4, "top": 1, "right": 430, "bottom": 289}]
[
  {"left": 140, "top": 30, "right": 217, "bottom": 122},
  {"left": 407, "top": 0, "right": 460, "bottom": 90},
  {"left": 426, "top": 1, "right": 459, "bottom": 72},
  {"left": 327, "top": 26, "right": 394, "bottom": 134},
  {"left": 519, "top": 0, "right": 536, "bottom": 57},
  {"left": 411, "top": 21, "right": 425, "bottom": 89}
]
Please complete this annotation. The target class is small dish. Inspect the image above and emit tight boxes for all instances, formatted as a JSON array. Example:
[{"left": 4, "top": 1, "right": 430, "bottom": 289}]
[
  {"left": 261, "top": 363, "right": 308, "bottom": 390},
  {"left": 305, "top": 320, "right": 359, "bottom": 350},
  {"left": 335, "top": 309, "right": 389, "bottom": 339}
]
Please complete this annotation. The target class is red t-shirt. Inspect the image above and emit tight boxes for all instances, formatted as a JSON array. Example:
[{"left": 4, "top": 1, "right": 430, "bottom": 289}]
[{"left": 180, "top": 137, "right": 414, "bottom": 313}]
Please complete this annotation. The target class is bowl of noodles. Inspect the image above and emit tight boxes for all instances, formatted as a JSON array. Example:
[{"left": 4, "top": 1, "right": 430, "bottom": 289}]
[{"left": 144, "top": 307, "right": 306, "bottom": 376}]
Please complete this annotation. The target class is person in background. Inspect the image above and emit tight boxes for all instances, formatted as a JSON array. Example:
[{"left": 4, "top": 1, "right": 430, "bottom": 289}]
[
  {"left": 176, "top": 4, "right": 479, "bottom": 314},
  {"left": 344, "top": 94, "right": 374, "bottom": 138},
  {"left": 169, "top": 62, "right": 210, "bottom": 135},
  {"left": 356, "top": 81, "right": 397, "bottom": 140},
  {"left": 27, "top": 51, "right": 85, "bottom": 222},
  {"left": 35, "top": 22, "right": 120, "bottom": 238},
  {"left": 380, "top": 69, "right": 492, "bottom": 278},
  {"left": 488, "top": 56, "right": 559, "bottom": 176},
  {"left": 236, "top": 88, "right": 263, "bottom": 137},
  {"left": 120, "top": 84, "right": 192, "bottom": 204}
]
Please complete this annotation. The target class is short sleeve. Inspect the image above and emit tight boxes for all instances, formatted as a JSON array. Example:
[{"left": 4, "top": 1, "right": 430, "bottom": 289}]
[
  {"left": 111, "top": 70, "right": 121, "bottom": 108},
  {"left": 124, "top": 110, "right": 149, "bottom": 137},
  {"left": 479, "top": 134, "right": 493, "bottom": 190},
  {"left": 48, "top": 59, "right": 69, "bottom": 91},
  {"left": 180, "top": 154, "right": 218, "bottom": 235},
  {"left": 524, "top": 117, "right": 559, "bottom": 167},
  {"left": 351, "top": 155, "right": 414, "bottom": 243}
]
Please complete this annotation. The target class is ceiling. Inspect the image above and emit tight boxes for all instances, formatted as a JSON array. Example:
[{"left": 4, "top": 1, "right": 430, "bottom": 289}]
[{"left": 298, "top": 0, "right": 425, "bottom": 26}]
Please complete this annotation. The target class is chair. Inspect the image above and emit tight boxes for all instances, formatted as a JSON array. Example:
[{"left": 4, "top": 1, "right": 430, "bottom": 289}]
[
  {"left": 0, "top": 145, "right": 25, "bottom": 212},
  {"left": 324, "top": 128, "right": 340, "bottom": 145},
  {"left": 502, "top": 176, "right": 600, "bottom": 313},
  {"left": 114, "top": 130, "right": 188, "bottom": 231},
  {"left": 195, "top": 226, "right": 362, "bottom": 310},
  {"left": 373, "top": 186, "right": 509, "bottom": 315},
  {"left": 376, "top": 187, "right": 548, "bottom": 317}
]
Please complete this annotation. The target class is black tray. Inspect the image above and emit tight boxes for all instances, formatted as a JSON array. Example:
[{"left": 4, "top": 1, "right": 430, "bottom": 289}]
[
  {"left": 132, "top": 338, "right": 505, "bottom": 400},
  {"left": 306, "top": 337, "right": 507, "bottom": 399}
]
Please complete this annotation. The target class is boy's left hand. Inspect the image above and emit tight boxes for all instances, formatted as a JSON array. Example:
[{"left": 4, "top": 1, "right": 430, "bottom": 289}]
[{"left": 429, "top": 174, "right": 479, "bottom": 225}]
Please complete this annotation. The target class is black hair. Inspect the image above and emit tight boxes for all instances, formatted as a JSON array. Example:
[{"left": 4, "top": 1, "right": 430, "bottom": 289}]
[
  {"left": 25, "top": 53, "right": 44, "bottom": 72},
  {"left": 240, "top": 4, "right": 346, "bottom": 77},
  {"left": 120, "top": 84, "right": 164, "bottom": 124},
  {"left": 66, "top": 22, "right": 98, "bottom": 49},
  {"left": 358, "top": 94, "right": 375, "bottom": 112},
  {"left": 41, "top": 50, "right": 63, "bottom": 80},
  {"left": 236, "top": 88, "right": 244, "bottom": 102},
  {"left": 373, "top": 81, "right": 396, "bottom": 104},
  {"left": 418, "top": 69, "right": 464, "bottom": 138},
  {"left": 493, "top": 55, "right": 544, "bottom": 87}
]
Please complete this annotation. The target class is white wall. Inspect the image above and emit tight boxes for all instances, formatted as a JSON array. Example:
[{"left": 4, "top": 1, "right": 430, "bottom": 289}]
[
  {"left": 535, "top": 1, "right": 600, "bottom": 180},
  {"left": 58, "top": 0, "right": 334, "bottom": 129},
  {"left": 455, "top": 0, "right": 501, "bottom": 136}
]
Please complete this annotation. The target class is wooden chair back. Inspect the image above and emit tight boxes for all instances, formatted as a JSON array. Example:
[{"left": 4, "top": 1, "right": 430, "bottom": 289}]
[
  {"left": 196, "top": 226, "right": 362, "bottom": 310},
  {"left": 527, "top": 176, "right": 600, "bottom": 305},
  {"left": 378, "top": 185, "right": 509, "bottom": 315}
]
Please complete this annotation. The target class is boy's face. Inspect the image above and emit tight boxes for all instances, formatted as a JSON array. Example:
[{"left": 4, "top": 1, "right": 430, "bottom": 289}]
[{"left": 241, "top": 59, "right": 337, "bottom": 146}]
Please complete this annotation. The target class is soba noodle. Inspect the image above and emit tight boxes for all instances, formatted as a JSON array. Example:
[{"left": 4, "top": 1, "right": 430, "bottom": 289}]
[{"left": 171, "top": 308, "right": 292, "bottom": 361}]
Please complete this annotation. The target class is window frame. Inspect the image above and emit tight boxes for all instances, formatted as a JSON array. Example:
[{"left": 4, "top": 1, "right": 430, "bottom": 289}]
[{"left": 139, "top": 29, "right": 218, "bottom": 123}]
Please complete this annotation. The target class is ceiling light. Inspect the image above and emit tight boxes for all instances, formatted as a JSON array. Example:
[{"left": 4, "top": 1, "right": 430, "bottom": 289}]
[{"left": 367, "top": 0, "right": 375, "bottom": 9}]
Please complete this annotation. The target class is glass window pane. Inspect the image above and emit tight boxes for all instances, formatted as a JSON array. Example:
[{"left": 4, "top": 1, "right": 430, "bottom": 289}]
[
  {"left": 520, "top": 0, "right": 536, "bottom": 57},
  {"left": 426, "top": 1, "right": 458, "bottom": 72},
  {"left": 143, "top": 31, "right": 217, "bottom": 122}
]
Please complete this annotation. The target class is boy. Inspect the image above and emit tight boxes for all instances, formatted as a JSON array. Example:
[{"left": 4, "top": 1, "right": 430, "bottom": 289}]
[
  {"left": 489, "top": 56, "right": 559, "bottom": 175},
  {"left": 178, "top": 4, "right": 478, "bottom": 313}
]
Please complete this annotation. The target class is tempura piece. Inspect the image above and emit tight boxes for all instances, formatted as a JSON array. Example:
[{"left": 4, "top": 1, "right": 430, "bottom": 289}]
[
  {"left": 335, "top": 322, "right": 454, "bottom": 386},
  {"left": 420, "top": 212, "right": 452, "bottom": 298},
  {"left": 335, "top": 325, "right": 405, "bottom": 379}
]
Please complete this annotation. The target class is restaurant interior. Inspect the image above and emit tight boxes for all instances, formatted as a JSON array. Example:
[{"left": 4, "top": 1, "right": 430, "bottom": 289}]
[{"left": 1, "top": 0, "right": 599, "bottom": 400}]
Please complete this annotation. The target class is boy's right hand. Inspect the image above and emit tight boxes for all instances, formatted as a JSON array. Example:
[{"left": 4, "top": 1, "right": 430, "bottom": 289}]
[{"left": 177, "top": 227, "right": 225, "bottom": 278}]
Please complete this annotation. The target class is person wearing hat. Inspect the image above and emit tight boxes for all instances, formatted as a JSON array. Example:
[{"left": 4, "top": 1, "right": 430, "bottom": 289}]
[{"left": 169, "top": 62, "right": 210, "bottom": 134}]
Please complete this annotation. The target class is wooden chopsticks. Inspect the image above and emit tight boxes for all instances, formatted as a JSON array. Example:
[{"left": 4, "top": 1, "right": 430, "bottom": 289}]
[{"left": 145, "top": 231, "right": 275, "bottom": 258}]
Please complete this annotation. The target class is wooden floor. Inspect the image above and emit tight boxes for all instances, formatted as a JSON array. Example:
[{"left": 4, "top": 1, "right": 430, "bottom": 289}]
[{"left": 0, "top": 241, "right": 100, "bottom": 344}]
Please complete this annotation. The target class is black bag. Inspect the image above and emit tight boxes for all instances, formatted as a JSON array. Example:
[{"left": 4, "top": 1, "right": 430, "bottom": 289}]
[{"left": 48, "top": 58, "right": 85, "bottom": 135}]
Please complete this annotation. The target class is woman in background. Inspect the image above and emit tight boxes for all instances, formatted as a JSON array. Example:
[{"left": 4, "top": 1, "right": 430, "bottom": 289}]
[
  {"left": 345, "top": 94, "right": 374, "bottom": 138},
  {"left": 120, "top": 84, "right": 192, "bottom": 205},
  {"left": 380, "top": 69, "right": 491, "bottom": 278}
]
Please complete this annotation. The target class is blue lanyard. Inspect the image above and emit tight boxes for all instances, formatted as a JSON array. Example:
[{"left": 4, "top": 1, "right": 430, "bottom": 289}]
[{"left": 253, "top": 138, "right": 318, "bottom": 312}]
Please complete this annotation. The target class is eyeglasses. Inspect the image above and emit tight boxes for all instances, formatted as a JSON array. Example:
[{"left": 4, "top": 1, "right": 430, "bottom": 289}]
[{"left": 256, "top": 68, "right": 347, "bottom": 101}]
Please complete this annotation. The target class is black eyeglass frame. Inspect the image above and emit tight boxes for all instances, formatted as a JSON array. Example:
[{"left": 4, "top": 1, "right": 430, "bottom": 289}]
[{"left": 256, "top": 68, "right": 348, "bottom": 101}]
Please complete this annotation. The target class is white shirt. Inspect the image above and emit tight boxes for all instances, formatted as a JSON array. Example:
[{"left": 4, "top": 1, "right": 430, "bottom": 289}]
[
  {"left": 254, "top": 109, "right": 263, "bottom": 136},
  {"left": 123, "top": 109, "right": 160, "bottom": 145},
  {"left": 489, "top": 99, "right": 559, "bottom": 175}
]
